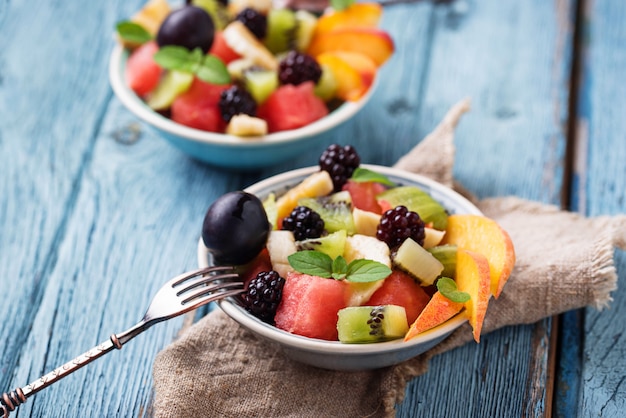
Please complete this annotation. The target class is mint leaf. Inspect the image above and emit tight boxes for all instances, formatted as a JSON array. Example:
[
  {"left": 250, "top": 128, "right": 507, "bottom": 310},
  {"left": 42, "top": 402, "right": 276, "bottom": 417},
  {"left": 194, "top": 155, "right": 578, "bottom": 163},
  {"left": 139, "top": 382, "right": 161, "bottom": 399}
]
[
  {"left": 196, "top": 55, "right": 231, "bottom": 85},
  {"left": 350, "top": 167, "right": 396, "bottom": 187},
  {"left": 288, "top": 251, "right": 333, "bottom": 278},
  {"left": 331, "top": 256, "right": 348, "bottom": 280},
  {"left": 437, "top": 277, "right": 470, "bottom": 303},
  {"left": 116, "top": 21, "right": 152, "bottom": 45},
  {"left": 330, "top": 0, "right": 355, "bottom": 11},
  {"left": 153, "top": 46, "right": 231, "bottom": 85},
  {"left": 345, "top": 259, "right": 392, "bottom": 283}
]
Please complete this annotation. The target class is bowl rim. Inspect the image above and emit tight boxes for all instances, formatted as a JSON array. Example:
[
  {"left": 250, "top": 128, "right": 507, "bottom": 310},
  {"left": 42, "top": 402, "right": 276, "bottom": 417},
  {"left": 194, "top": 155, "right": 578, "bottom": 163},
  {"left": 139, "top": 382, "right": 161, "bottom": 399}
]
[
  {"left": 109, "top": 44, "right": 374, "bottom": 148},
  {"left": 197, "top": 164, "right": 480, "bottom": 355}
]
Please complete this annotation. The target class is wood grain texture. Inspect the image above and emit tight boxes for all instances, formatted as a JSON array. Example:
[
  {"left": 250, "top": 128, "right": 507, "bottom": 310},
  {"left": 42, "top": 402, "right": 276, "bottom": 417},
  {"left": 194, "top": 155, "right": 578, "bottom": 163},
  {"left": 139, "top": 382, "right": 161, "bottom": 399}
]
[
  {"left": 562, "top": 0, "right": 626, "bottom": 416},
  {"left": 385, "top": 1, "right": 576, "bottom": 416}
]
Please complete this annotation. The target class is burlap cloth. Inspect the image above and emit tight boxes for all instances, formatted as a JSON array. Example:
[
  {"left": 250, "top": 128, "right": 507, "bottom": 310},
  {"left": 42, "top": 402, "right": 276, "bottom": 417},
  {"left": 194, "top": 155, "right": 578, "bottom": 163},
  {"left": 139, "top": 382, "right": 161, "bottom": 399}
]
[{"left": 152, "top": 99, "right": 626, "bottom": 417}]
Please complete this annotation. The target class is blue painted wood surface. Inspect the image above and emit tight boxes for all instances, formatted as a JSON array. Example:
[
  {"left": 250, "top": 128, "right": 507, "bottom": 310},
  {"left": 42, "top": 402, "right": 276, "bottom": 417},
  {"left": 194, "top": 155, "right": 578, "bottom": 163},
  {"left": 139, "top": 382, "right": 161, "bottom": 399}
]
[{"left": 1, "top": 0, "right": 625, "bottom": 417}]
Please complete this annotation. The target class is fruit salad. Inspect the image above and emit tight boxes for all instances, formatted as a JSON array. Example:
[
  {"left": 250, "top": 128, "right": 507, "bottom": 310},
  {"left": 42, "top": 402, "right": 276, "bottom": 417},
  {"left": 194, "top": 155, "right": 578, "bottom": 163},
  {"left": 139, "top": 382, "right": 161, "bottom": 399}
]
[
  {"left": 201, "top": 144, "right": 516, "bottom": 344},
  {"left": 116, "top": 0, "right": 394, "bottom": 137}
]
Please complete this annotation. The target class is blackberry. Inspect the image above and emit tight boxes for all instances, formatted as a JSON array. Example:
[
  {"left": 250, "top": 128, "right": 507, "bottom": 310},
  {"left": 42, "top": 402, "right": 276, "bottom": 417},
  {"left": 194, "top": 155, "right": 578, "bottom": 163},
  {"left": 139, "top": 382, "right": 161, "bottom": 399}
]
[
  {"left": 281, "top": 206, "right": 325, "bottom": 241},
  {"left": 235, "top": 8, "right": 267, "bottom": 39},
  {"left": 218, "top": 85, "right": 257, "bottom": 123},
  {"left": 278, "top": 51, "right": 322, "bottom": 86},
  {"left": 376, "top": 205, "right": 426, "bottom": 249},
  {"left": 318, "top": 144, "right": 361, "bottom": 192},
  {"left": 241, "top": 270, "right": 285, "bottom": 324}
]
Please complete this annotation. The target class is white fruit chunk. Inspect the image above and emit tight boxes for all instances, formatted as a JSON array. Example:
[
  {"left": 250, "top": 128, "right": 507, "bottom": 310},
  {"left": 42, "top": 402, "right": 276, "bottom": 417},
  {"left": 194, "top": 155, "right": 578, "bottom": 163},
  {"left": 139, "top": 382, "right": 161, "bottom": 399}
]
[
  {"left": 346, "top": 281, "right": 385, "bottom": 307},
  {"left": 222, "top": 21, "right": 278, "bottom": 70},
  {"left": 226, "top": 114, "right": 268, "bottom": 136},
  {"left": 393, "top": 238, "right": 444, "bottom": 286},
  {"left": 266, "top": 230, "right": 297, "bottom": 278},
  {"left": 344, "top": 234, "right": 391, "bottom": 267},
  {"left": 352, "top": 208, "right": 381, "bottom": 237},
  {"left": 423, "top": 227, "right": 446, "bottom": 249}
]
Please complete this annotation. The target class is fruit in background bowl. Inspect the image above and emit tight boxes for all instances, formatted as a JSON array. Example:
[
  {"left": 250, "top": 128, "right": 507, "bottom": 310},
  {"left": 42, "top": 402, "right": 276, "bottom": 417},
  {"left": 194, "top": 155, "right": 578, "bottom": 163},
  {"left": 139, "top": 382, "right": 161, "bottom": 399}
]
[
  {"left": 115, "top": 0, "right": 395, "bottom": 137},
  {"left": 198, "top": 145, "right": 516, "bottom": 360}
]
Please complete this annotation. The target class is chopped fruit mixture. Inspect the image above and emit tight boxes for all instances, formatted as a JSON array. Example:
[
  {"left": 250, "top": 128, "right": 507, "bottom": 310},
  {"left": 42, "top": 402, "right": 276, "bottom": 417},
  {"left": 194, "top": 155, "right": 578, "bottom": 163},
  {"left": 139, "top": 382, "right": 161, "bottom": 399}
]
[
  {"left": 116, "top": 0, "right": 395, "bottom": 137},
  {"left": 201, "top": 144, "right": 517, "bottom": 343}
]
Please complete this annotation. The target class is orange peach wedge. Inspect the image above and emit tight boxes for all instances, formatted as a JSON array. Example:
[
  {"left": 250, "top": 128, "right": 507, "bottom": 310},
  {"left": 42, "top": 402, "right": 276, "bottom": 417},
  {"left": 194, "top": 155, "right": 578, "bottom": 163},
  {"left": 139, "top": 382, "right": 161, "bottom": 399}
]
[
  {"left": 404, "top": 291, "right": 464, "bottom": 341},
  {"left": 307, "top": 28, "right": 395, "bottom": 67},
  {"left": 317, "top": 51, "right": 377, "bottom": 101},
  {"left": 314, "top": 3, "right": 383, "bottom": 35},
  {"left": 441, "top": 214, "right": 515, "bottom": 298},
  {"left": 456, "top": 249, "right": 491, "bottom": 342}
]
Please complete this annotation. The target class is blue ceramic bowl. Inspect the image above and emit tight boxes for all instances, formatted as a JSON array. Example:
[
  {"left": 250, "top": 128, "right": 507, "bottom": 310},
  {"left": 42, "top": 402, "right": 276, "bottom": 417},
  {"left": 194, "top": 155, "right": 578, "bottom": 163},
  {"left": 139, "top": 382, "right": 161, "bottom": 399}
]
[
  {"left": 109, "top": 45, "right": 373, "bottom": 170},
  {"left": 198, "top": 165, "right": 482, "bottom": 371}
]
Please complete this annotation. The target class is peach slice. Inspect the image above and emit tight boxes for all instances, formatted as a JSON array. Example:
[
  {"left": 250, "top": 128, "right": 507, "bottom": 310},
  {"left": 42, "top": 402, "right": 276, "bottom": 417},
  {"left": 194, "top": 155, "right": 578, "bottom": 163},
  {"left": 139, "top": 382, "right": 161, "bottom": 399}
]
[
  {"left": 404, "top": 291, "right": 464, "bottom": 341},
  {"left": 307, "top": 28, "right": 395, "bottom": 67},
  {"left": 314, "top": 3, "right": 383, "bottom": 35},
  {"left": 317, "top": 53, "right": 367, "bottom": 101},
  {"left": 328, "top": 51, "right": 377, "bottom": 88},
  {"left": 456, "top": 249, "right": 491, "bottom": 342},
  {"left": 441, "top": 214, "right": 516, "bottom": 298}
]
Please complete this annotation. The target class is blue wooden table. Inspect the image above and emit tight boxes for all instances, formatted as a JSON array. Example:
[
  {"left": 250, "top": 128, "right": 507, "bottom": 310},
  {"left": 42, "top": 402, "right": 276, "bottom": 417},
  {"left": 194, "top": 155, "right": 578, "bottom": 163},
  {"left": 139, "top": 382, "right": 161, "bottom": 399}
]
[{"left": 1, "top": 0, "right": 625, "bottom": 416}]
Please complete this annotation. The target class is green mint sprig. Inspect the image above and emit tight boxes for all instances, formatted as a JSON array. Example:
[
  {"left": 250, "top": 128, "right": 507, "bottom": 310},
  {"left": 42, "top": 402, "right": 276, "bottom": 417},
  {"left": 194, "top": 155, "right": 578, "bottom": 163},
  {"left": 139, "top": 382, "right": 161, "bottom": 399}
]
[
  {"left": 116, "top": 21, "right": 153, "bottom": 45},
  {"left": 350, "top": 167, "right": 397, "bottom": 187},
  {"left": 330, "top": 0, "right": 356, "bottom": 12},
  {"left": 288, "top": 251, "right": 391, "bottom": 283},
  {"left": 437, "top": 277, "right": 470, "bottom": 303},
  {"left": 154, "top": 46, "right": 231, "bottom": 85}
]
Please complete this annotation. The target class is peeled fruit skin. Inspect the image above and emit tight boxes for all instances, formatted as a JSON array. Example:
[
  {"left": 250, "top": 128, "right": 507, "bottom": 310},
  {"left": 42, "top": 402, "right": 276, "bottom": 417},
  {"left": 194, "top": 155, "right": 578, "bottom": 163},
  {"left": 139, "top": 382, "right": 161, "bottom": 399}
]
[
  {"left": 455, "top": 249, "right": 492, "bottom": 343},
  {"left": 441, "top": 214, "right": 516, "bottom": 298},
  {"left": 202, "top": 191, "right": 271, "bottom": 266},
  {"left": 274, "top": 272, "right": 349, "bottom": 341},
  {"left": 366, "top": 270, "right": 430, "bottom": 325},
  {"left": 404, "top": 291, "right": 464, "bottom": 341}
]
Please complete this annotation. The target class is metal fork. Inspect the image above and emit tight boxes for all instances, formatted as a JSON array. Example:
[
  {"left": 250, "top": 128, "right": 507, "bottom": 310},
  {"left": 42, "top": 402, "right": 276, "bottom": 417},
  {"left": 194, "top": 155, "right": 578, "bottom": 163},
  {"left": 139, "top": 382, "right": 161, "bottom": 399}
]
[{"left": 1, "top": 265, "right": 243, "bottom": 417}]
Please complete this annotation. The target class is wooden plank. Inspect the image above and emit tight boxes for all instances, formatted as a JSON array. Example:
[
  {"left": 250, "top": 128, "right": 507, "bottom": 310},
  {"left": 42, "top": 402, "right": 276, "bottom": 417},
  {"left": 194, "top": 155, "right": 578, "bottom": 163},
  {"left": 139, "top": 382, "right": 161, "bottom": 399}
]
[
  {"left": 560, "top": 0, "right": 626, "bottom": 415},
  {"left": 386, "top": 1, "right": 576, "bottom": 416}
]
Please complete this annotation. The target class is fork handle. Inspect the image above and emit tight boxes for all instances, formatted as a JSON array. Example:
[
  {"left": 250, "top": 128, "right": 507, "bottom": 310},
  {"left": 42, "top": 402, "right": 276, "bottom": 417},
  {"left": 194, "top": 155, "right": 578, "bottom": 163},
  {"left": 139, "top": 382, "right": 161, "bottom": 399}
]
[{"left": 1, "top": 334, "right": 122, "bottom": 417}]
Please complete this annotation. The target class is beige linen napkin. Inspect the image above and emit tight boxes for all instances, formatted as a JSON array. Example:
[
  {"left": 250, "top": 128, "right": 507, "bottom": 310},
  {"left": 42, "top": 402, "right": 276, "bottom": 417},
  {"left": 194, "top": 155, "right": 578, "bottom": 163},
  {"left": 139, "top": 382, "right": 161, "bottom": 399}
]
[{"left": 152, "top": 99, "right": 626, "bottom": 418}]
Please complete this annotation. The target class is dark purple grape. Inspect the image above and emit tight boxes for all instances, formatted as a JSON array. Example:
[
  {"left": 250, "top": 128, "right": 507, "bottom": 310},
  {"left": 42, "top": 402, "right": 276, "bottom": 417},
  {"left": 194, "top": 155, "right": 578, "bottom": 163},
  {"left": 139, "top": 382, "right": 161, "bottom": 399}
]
[
  {"left": 202, "top": 191, "right": 270, "bottom": 265},
  {"left": 157, "top": 6, "right": 215, "bottom": 53}
]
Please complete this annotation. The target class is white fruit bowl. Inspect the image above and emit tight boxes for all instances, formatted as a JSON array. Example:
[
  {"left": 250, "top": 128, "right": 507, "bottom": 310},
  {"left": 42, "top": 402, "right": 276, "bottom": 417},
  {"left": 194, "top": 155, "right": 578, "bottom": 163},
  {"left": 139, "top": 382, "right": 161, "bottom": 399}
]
[
  {"left": 197, "top": 164, "right": 482, "bottom": 371},
  {"left": 109, "top": 44, "right": 374, "bottom": 170}
]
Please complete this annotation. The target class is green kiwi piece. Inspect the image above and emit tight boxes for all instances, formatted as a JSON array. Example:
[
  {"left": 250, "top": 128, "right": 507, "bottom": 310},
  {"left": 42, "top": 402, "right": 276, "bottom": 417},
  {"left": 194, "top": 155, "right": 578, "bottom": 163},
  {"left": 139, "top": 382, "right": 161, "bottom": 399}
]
[
  {"left": 298, "top": 191, "right": 356, "bottom": 235},
  {"left": 314, "top": 64, "right": 338, "bottom": 101},
  {"left": 376, "top": 186, "right": 449, "bottom": 230},
  {"left": 294, "top": 10, "right": 318, "bottom": 51},
  {"left": 337, "top": 305, "right": 409, "bottom": 343},
  {"left": 147, "top": 70, "right": 194, "bottom": 111},
  {"left": 192, "top": 0, "right": 229, "bottom": 30},
  {"left": 244, "top": 69, "right": 278, "bottom": 104},
  {"left": 262, "top": 193, "right": 278, "bottom": 230},
  {"left": 428, "top": 244, "right": 457, "bottom": 279},
  {"left": 296, "top": 229, "right": 346, "bottom": 259},
  {"left": 264, "top": 8, "right": 297, "bottom": 54}
]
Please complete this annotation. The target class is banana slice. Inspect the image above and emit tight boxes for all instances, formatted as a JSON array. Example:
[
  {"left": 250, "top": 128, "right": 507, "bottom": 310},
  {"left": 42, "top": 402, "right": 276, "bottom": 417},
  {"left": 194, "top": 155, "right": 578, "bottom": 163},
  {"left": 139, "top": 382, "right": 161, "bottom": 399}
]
[
  {"left": 226, "top": 114, "right": 268, "bottom": 136},
  {"left": 222, "top": 21, "right": 278, "bottom": 70}
]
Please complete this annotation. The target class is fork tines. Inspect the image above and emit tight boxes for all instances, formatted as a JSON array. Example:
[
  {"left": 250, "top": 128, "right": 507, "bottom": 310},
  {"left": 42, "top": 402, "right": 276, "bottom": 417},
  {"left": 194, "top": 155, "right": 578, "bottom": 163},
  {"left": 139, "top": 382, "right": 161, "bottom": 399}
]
[{"left": 171, "top": 266, "right": 244, "bottom": 305}]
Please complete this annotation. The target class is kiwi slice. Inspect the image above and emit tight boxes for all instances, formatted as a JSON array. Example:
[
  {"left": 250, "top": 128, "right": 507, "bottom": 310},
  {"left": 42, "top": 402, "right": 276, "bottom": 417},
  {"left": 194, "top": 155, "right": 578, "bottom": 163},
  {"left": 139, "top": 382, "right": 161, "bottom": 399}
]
[
  {"left": 314, "top": 64, "right": 338, "bottom": 102},
  {"left": 393, "top": 238, "right": 444, "bottom": 286},
  {"left": 192, "top": 0, "right": 230, "bottom": 30},
  {"left": 428, "top": 244, "right": 457, "bottom": 279},
  {"left": 264, "top": 8, "right": 297, "bottom": 54},
  {"left": 244, "top": 69, "right": 278, "bottom": 104},
  {"left": 262, "top": 192, "right": 278, "bottom": 230},
  {"left": 376, "top": 186, "right": 449, "bottom": 230},
  {"left": 294, "top": 10, "right": 318, "bottom": 51},
  {"left": 297, "top": 229, "right": 346, "bottom": 259},
  {"left": 337, "top": 305, "right": 409, "bottom": 343},
  {"left": 298, "top": 191, "right": 356, "bottom": 235},
  {"left": 146, "top": 70, "right": 194, "bottom": 110}
]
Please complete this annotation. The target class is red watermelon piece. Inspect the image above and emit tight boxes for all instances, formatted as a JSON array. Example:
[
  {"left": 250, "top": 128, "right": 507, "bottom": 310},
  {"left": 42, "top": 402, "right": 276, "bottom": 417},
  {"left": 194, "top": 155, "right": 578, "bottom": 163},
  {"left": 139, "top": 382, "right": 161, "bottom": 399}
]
[
  {"left": 171, "top": 78, "right": 231, "bottom": 132},
  {"left": 366, "top": 270, "right": 430, "bottom": 324},
  {"left": 274, "top": 272, "right": 349, "bottom": 341},
  {"left": 209, "top": 31, "right": 241, "bottom": 64},
  {"left": 342, "top": 180, "right": 387, "bottom": 214},
  {"left": 126, "top": 41, "right": 162, "bottom": 97},
  {"left": 257, "top": 82, "right": 329, "bottom": 133}
]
